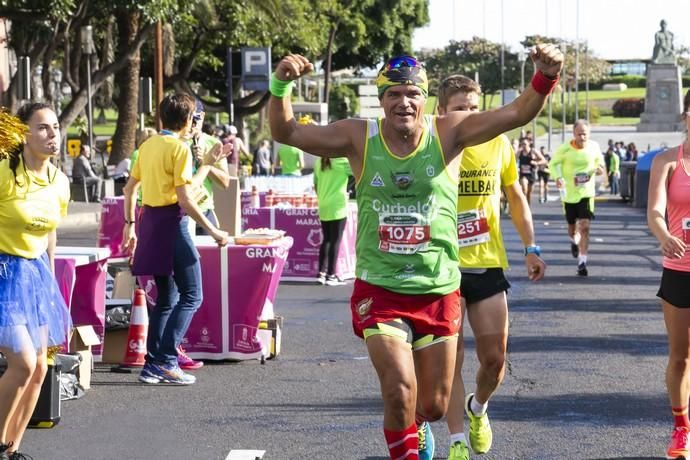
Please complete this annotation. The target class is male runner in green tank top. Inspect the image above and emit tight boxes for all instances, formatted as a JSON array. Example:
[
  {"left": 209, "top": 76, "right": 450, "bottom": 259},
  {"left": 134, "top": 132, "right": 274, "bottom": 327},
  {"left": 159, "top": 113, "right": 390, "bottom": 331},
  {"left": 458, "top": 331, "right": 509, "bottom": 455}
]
[{"left": 268, "top": 46, "right": 563, "bottom": 460}]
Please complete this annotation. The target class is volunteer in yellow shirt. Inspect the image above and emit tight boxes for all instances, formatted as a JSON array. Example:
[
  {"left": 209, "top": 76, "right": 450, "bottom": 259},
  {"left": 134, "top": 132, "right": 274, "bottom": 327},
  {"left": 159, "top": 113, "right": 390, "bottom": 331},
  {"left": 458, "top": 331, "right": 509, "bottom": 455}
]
[{"left": 121, "top": 93, "right": 230, "bottom": 386}]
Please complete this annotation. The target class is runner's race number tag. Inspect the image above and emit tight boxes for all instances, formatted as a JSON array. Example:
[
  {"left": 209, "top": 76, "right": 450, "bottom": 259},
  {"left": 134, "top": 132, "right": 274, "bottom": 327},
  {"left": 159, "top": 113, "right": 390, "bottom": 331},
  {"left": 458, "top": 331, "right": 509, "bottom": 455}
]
[
  {"left": 574, "top": 172, "right": 591, "bottom": 186},
  {"left": 378, "top": 213, "right": 430, "bottom": 255},
  {"left": 683, "top": 217, "right": 690, "bottom": 244},
  {"left": 457, "top": 209, "right": 490, "bottom": 247}
]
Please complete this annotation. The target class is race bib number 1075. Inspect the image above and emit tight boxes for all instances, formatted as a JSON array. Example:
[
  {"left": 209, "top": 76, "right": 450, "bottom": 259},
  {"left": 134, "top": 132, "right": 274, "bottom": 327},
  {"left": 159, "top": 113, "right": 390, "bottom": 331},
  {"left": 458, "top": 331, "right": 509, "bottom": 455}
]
[{"left": 378, "top": 213, "right": 430, "bottom": 255}]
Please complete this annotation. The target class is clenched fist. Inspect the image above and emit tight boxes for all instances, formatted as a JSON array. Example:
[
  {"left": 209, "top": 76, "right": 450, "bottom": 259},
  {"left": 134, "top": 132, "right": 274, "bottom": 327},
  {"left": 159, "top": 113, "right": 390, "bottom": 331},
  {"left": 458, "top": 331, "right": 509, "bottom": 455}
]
[
  {"left": 275, "top": 54, "right": 315, "bottom": 81},
  {"left": 530, "top": 44, "right": 564, "bottom": 79}
]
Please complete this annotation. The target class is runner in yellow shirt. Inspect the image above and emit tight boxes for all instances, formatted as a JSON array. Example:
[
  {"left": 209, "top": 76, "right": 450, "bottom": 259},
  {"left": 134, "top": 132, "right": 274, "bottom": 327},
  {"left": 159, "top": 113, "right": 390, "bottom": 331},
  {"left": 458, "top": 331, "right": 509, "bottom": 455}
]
[{"left": 436, "top": 75, "right": 546, "bottom": 460}]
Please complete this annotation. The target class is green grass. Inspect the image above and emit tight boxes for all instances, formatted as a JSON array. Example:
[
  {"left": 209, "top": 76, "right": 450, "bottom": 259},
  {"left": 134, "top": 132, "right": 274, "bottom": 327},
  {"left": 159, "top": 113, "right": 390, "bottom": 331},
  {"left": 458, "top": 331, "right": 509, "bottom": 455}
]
[{"left": 596, "top": 115, "right": 639, "bottom": 125}]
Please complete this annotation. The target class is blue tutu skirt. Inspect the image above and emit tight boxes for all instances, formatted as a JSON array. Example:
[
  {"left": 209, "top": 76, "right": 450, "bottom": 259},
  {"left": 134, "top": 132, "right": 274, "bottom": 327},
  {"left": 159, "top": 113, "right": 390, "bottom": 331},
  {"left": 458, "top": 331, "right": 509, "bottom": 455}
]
[{"left": 0, "top": 253, "right": 72, "bottom": 353}]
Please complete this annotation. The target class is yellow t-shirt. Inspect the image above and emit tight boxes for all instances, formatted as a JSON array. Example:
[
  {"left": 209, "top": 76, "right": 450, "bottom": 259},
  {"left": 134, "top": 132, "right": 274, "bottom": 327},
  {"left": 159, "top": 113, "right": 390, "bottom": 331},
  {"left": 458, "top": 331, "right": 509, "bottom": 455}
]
[
  {"left": 457, "top": 134, "right": 517, "bottom": 269},
  {"left": 0, "top": 156, "right": 70, "bottom": 258},
  {"left": 131, "top": 134, "right": 193, "bottom": 207}
]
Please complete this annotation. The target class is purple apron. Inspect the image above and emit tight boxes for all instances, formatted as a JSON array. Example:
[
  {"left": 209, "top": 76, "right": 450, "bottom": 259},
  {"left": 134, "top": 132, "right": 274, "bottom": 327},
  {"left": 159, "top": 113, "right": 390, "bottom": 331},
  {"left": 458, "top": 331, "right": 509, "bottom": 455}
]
[{"left": 131, "top": 204, "right": 184, "bottom": 276}]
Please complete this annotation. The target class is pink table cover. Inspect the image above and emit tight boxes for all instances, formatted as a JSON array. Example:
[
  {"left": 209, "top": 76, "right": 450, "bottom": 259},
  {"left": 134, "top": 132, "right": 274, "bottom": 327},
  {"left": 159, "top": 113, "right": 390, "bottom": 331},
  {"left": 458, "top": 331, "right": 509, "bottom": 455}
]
[
  {"left": 55, "top": 247, "right": 110, "bottom": 359},
  {"left": 139, "top": 236, "right": 292, "bottom": 361}
]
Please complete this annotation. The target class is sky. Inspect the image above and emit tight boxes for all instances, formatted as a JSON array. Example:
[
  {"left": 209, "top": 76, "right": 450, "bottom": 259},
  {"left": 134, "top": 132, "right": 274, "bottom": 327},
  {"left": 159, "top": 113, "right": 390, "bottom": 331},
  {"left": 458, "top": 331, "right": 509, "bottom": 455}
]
[{"left": 412, "top": 0, "right": 690, "bottom": 60}]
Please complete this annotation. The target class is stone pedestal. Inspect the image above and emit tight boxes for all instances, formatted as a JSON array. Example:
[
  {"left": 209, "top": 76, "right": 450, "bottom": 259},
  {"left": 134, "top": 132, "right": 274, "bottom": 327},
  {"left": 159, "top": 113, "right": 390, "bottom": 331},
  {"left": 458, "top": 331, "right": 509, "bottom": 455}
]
[{"left": 638, "top": 64, "right": 684, "bottom": 132}]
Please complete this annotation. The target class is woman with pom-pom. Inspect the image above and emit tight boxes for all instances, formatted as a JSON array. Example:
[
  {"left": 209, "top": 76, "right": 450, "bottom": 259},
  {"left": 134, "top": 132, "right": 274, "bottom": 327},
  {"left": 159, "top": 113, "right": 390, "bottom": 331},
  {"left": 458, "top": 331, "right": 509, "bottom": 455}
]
[{"left": 0, "top": 103, "right": 72, "bottom": 460}]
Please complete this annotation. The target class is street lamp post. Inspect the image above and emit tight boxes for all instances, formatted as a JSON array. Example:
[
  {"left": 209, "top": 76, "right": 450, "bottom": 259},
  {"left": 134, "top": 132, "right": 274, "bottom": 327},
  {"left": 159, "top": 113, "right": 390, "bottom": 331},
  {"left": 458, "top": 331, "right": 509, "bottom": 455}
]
[
  {"left": 560, "top": 42, "right": 567, "bottom": 143},
  {"left": 80, "top": 25, "right": 95, "bottom": 150},
  {"left": 518, "top": 50, "right": 526, "bottom": 92}
]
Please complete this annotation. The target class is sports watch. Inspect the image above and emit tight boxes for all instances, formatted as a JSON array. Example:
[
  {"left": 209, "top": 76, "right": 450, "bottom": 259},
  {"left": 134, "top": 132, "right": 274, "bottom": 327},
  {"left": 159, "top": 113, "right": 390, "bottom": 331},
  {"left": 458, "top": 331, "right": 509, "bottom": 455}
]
[{"left": 524, "top": 245, "right": 541, "bottom": 256}]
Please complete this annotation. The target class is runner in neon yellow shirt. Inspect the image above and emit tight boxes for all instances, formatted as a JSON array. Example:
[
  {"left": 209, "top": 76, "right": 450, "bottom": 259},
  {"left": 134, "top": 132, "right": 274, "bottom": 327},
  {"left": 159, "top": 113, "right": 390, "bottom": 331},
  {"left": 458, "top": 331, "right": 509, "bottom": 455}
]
[
  {"left": 268, "top": 48, "right": 563, "bottom": 460},
  {"left": 436, "top": 75, "right": 546, "bottom": 460},
  {"left": 314, "top": 156, "right": 352, "bottom": 285},
  {"left": 549, "top": 120, "right": 605, "bottom": 276}
]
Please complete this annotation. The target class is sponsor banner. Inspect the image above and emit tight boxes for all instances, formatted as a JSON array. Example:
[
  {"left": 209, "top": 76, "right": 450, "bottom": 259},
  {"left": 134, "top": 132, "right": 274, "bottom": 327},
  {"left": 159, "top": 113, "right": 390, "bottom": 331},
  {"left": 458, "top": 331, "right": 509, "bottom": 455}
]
[{"left": 242, "top": 205, "right": 357, "bottom": 280}]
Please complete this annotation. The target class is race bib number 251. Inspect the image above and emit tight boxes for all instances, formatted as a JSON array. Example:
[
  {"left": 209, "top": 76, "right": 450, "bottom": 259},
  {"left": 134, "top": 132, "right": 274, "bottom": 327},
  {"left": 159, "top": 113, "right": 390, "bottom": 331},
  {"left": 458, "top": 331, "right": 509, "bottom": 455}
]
[
  {"left": 378, "top": 213, "right": 430, "bottom": 255},
  {"left": 457, "top": 209, "right": 490, "bottom": 247}
]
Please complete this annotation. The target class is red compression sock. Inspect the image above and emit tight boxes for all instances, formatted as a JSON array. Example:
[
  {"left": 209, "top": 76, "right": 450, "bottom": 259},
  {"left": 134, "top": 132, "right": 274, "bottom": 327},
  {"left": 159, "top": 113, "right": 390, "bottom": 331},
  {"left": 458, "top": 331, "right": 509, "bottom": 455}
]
[
  {"left": 384, "top": 423, "right": 419, "bottom": 460},
  {"left": 673, "top": 406, "right": 690, "bottom": 428}
]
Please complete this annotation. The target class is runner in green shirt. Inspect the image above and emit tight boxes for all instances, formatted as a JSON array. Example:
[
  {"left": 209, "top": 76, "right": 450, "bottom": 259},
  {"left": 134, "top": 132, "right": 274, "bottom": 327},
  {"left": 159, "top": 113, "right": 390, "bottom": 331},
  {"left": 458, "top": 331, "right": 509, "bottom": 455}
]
[
  {"left": 269, "top": 47, "right": 563, "bottom": 460},
  {"left": 549, "top": 119, "right": 605, "bottom": 276},
  {"left": 314, "top": 156, "right": 352, "bottom": 285}
]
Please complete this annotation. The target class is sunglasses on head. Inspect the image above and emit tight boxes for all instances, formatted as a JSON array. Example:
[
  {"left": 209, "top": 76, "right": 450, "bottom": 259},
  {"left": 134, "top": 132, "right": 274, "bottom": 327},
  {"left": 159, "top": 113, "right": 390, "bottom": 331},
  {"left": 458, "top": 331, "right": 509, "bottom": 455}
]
[{"left": 385, "top": 56, "right": 422, "bottom": 70}]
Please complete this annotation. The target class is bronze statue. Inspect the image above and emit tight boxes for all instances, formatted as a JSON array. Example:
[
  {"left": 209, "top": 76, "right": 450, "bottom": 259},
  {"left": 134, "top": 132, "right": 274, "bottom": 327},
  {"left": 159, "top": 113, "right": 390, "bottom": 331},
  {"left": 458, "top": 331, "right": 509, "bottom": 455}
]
[{"left": 652, "top": 19, "right": 676, "bottom": 64}]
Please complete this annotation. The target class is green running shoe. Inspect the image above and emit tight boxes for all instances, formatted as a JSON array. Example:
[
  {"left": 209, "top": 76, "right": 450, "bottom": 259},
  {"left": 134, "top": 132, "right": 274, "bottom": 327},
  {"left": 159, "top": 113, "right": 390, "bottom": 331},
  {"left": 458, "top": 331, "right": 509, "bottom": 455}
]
[
  {"left": 448, "top": 440, "right": 470, "bottom": 460},
  {"left": 465, "top": 393, "right": 492, "bottom": 454}
]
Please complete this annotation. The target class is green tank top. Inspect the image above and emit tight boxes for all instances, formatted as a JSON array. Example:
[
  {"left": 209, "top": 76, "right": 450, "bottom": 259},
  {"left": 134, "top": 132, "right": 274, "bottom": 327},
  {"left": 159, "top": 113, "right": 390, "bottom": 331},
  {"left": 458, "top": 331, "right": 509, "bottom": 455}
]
[{"left": 355, "top": 116, "right": 460, "bottom": 295}]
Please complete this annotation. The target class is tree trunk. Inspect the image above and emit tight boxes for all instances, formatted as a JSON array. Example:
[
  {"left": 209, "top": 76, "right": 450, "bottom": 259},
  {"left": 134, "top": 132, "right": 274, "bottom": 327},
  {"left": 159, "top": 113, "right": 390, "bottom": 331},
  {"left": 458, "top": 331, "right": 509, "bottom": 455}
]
[
  {"left": 323, "top": 24, "right": 337, "bottom": 106},
  {"left": 109, "top": 10, "right": 141, "bottom": 166}
]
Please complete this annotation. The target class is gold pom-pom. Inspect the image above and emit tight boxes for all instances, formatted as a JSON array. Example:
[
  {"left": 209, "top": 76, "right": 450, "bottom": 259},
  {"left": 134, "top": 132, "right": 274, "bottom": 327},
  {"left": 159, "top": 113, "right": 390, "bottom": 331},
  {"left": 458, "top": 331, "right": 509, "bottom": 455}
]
[
  {"left": 47, "top": 345, "right": 63, "bottom": 359},
  {"left": 0, "top": 109, "right": 27, "bottom": 161}
]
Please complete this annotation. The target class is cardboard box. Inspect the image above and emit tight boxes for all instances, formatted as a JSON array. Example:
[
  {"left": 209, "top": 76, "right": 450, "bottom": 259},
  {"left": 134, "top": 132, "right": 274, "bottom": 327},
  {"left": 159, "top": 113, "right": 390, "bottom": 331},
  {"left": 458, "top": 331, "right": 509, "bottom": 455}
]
[
  {"left": 257, "top": 316, "right": 283, "bottom": 360},
  {"left": 214, "top": 177, "right": 241, "bottom": 236},
  {"left": 111, "top": 268, "right": 135, "bottom": 300},
  {"left": 101, "top": 328, "right": 129, "bottom": 364},
  {"left": 69, "top": 325, "right": 101, "bottom": 390}
]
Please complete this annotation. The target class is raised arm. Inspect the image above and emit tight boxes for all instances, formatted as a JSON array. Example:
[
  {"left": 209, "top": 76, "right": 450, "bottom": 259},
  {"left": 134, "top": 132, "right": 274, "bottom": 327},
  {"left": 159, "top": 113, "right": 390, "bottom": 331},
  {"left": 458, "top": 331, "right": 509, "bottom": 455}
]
[
  {"left": 268, "top": 54, "right": 363, "bottom": 159},
  {"left": 437, "top": 44, "right": 563, "bottom": 158}
]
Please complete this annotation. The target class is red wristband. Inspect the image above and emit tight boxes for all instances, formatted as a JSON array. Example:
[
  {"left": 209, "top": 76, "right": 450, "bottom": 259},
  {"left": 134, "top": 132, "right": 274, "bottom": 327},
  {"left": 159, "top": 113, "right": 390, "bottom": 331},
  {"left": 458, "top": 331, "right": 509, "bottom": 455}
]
[{"left": 531, "top": 70, "right": 559, "bottom": 95}]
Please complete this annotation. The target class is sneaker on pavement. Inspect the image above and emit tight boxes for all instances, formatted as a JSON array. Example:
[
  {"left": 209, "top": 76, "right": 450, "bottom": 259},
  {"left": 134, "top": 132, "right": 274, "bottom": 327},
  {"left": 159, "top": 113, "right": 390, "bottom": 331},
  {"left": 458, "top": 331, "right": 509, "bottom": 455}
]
[
  {"left": 325, "top": 275, "right": 345, "bottom": 286},
  {"left": 417, "top": 421, "right": 435, "bottom": 460},
  {"left": 448, "top": 440, "right": 470, "bottom": 460},
  {"left": 8, "top": 452, "right": 33, "bottom": 460},
  {"left": 316, "top": 272, "right": 326, "bottom": 285},
  {"left": 139, "top": 361, "right": 196, "bottom": 385},
  {"left": 577, "top": 262, "right": 588, "bottom": 277},
  {"left": 0, "top": 442, "right": 13, "bottom": 460},
  {"left": 667, "top": 426, "right": 689, "bottom": 460},
  {"left": 465, "top": 393, "right": 493, "bottom": 454},
  {"left": 177, "top": 345, "right": 203, "bottom": 370},
  {"left": 570, "top": 242, "right": 579, "bottom": 258}
]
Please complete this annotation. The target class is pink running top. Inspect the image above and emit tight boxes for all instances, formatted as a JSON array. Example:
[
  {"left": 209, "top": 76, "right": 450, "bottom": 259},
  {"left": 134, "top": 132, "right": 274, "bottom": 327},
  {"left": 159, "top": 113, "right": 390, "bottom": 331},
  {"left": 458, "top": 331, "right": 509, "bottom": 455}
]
[{"left": 663, "top": 143, "right": 690, "bottom": 272}]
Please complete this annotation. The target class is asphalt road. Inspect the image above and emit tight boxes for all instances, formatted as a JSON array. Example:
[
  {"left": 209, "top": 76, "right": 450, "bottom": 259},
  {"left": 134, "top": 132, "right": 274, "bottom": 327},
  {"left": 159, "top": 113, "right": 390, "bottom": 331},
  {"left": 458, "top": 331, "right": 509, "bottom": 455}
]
[{"left": 25, "top": 190, "right": 671, "bottom": 460}]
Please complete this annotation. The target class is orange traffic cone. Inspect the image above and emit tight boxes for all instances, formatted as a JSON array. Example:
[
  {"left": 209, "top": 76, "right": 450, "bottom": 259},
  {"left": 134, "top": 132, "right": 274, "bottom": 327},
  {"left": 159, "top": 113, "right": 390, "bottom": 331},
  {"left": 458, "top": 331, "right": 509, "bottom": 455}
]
[{"left": 114, "top": 288, "right": 148, "bottom": 371}]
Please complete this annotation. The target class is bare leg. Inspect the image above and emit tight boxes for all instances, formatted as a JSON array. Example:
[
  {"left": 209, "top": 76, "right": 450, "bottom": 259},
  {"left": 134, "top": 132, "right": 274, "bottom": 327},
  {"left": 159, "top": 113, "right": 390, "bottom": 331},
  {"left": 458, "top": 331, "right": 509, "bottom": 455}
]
[
  {"left": 466, "top": 292, "right": 509, "bottom": 404},
  {"left": 576, "top": 218, "right": 591, "bottom": 256},
  {"left": 446, "top": 300, "right": 467, "bottom": 435},
  {"left": 525, "top": 182, "right": 533, "bottom": 207},
  {"left": 414, "top": 338, "right": 457, "bottom": 422},
  {"left": 5, "top": 350, "right": 47, "bottom": 451},
  {"left": 367, "top": 335, "right": 418, "bottom": 430},
  {"left": 662, "top": 301, "right": 690, "bottom": 408},
  {"left": 0, "top": 342, "right": 37, "bottom": 445}
]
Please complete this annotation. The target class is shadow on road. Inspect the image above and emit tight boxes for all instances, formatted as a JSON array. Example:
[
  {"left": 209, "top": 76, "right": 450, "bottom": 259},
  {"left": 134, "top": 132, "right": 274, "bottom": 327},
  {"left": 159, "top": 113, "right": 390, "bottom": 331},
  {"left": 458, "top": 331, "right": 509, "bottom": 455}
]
[
  {"left": 490, "top": 392, "right": 666, "bottom": 424},
  {"left": 508, "top": 333, "right": 667, "bottom": 356}
]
